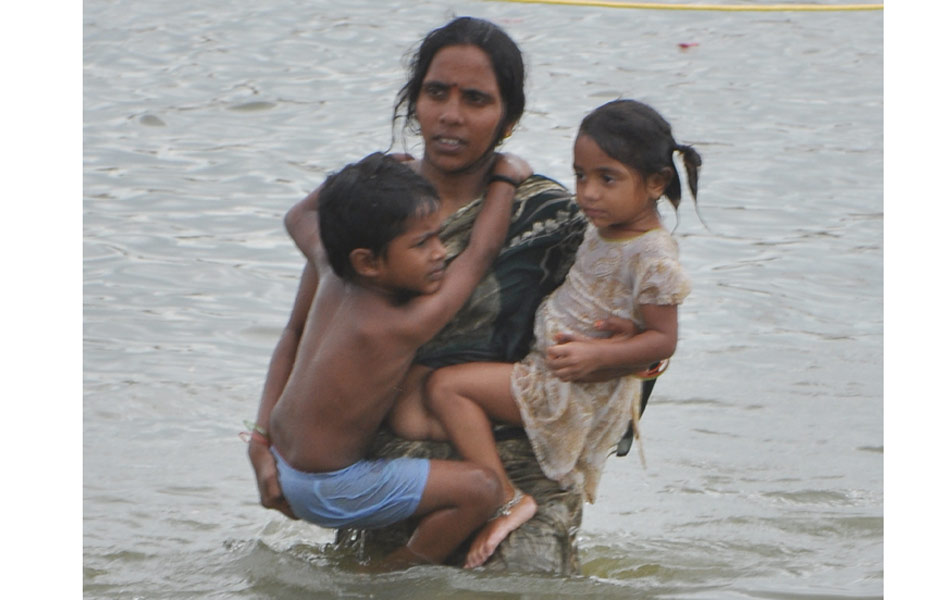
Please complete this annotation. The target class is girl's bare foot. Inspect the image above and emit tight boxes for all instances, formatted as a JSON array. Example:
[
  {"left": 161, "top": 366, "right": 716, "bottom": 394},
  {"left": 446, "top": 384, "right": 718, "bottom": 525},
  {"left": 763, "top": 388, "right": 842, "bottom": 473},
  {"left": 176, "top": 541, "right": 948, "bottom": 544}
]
[{"left": 464, "top": 490, "right": 537, "bottom": 568}]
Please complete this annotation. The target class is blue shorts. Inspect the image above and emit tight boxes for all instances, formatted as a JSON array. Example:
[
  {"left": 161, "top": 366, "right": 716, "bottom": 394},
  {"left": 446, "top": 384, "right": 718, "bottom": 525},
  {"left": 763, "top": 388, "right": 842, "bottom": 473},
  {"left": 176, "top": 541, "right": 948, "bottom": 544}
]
[{"left": 271, "top": 448, "right": 430, "bottom": 530}]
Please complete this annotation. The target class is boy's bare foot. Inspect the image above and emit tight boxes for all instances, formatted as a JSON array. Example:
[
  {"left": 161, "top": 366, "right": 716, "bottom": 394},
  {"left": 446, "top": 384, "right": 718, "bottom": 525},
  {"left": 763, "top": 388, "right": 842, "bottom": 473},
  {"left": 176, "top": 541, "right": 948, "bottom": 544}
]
[{"left": 464, "top": 490, "right": 537, "bottom": 568}]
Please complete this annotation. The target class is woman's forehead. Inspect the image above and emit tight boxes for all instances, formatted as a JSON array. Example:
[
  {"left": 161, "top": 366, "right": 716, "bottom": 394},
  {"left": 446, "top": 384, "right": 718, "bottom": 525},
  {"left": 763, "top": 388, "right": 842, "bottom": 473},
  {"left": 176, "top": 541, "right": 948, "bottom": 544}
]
[{"left": 423, "top": 45, "right": 499, "bottom": 92}]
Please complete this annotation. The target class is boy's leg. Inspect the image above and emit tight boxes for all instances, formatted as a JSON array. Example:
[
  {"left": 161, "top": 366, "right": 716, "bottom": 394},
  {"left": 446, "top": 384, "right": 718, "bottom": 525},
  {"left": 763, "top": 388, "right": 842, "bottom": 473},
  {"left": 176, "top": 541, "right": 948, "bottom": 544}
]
[
  {"left": 424, "top": 362, "right": 538, "bottom": 567},
  {"left": 385, "top": 365, "right": 448, "bottom": 441},
  {"left": 383, "top": 458, "right": 502, "bottom": 567}
]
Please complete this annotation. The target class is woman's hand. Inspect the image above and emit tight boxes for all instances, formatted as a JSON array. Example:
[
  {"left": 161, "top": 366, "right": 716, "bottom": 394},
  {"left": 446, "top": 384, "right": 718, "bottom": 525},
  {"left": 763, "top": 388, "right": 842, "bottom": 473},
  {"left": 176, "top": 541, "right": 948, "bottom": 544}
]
[{"left": 248, "top": 441, "right": 298, "bottom": 520}]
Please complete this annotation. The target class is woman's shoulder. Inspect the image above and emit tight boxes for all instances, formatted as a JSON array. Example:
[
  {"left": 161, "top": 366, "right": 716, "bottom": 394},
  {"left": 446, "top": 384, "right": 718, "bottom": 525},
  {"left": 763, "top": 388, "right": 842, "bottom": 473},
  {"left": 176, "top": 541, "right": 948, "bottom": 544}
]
[
  {"left": 508, "top": 174, "right": 585, "bottom": 244},
  {"left": 517, "top": 173, "right": 570, "bottom": 198},
  {"left": 512, "top": 173, "right": 579, "bottom": 218}
]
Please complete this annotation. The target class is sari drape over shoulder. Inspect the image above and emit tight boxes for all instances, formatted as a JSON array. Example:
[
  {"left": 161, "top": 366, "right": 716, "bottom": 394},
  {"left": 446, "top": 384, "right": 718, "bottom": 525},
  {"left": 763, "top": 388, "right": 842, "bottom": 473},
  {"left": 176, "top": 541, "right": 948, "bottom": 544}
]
[{"left": 415, "top": 175, "right": 587, "bottom": 368}]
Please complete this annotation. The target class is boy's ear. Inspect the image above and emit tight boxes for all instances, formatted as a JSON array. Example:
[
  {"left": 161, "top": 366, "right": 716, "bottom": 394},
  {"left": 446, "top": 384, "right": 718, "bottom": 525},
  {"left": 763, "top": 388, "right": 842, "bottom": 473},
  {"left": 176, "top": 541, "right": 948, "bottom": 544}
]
[
  {"left": 648, "top": 168, "right": 673, "bottom": 200},
  {"left": 349, "top": 248, "right": 380, "bottom": 278}
]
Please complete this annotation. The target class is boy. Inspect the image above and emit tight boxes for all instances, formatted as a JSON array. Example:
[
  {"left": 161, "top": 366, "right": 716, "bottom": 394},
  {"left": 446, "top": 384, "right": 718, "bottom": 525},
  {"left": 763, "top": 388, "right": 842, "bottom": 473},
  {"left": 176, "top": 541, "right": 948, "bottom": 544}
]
[{"left": 256, "top": 152, "right": 528, "bottom": 567}]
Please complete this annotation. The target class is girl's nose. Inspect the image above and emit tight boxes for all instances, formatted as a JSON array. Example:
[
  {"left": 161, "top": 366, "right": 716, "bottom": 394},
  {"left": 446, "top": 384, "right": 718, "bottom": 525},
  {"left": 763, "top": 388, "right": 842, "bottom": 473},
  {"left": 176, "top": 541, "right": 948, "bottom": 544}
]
[{"left": 578, "top": 183, "right": 597, "bottom": 203}]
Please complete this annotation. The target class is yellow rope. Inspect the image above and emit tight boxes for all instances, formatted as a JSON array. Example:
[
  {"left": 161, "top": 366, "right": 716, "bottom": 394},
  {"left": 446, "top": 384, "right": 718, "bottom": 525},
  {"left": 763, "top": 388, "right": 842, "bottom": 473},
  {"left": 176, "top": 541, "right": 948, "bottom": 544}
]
[{"left": 487, "top": 0, "right": 883, "bottom": 11}]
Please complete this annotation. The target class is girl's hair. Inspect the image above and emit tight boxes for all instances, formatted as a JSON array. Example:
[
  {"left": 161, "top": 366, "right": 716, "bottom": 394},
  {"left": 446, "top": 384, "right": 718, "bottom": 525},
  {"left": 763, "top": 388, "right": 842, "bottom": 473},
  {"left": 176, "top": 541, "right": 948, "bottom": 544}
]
[
  {"left": 318, "top": 153, "right": 439, "bottom": 280},
  {"left": 392, "top": 17, "right": 526, "bottom": 150},
  {"left": 578, "top": 99, "right": 701, "bottom": 210}
]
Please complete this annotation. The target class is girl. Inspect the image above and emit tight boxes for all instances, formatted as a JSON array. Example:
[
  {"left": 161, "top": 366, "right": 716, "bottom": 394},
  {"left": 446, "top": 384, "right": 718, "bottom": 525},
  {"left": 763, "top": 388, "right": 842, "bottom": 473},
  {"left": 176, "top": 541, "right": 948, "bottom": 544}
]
[{"left": 423, "top": 99, "right": 701, "bottom": 568}]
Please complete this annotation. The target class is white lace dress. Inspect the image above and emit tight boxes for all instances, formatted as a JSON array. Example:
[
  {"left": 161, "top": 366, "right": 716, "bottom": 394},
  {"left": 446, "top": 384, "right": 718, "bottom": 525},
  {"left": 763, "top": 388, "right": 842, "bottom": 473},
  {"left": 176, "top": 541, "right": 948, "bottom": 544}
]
[{"left": 511, "top": 224, "right": 691, "bottom": 502}]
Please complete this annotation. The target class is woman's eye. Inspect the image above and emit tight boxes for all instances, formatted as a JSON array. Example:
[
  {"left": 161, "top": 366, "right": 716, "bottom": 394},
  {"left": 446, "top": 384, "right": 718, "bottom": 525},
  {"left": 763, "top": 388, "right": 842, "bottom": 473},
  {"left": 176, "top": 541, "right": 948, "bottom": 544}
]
[
  {"left": 464, "top": 91, "right": 488, "bottom": 105},
  {"left": 424, "top": 85, "right": 446, "bottom": 99}
]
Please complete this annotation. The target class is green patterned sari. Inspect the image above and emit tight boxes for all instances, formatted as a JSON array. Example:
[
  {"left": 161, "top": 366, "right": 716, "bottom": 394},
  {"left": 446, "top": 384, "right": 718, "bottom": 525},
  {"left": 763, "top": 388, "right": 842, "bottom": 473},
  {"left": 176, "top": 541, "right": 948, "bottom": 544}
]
[{"left": 416, "top": 174, "right": 587, "bottom": 368}]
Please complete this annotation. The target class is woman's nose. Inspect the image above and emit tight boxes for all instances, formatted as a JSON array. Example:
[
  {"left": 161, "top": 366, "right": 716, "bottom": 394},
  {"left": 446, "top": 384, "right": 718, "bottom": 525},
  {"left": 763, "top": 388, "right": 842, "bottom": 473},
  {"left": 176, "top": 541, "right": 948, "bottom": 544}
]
[{"left": 438, "top": 94, "right": 462, "bottom": 125}]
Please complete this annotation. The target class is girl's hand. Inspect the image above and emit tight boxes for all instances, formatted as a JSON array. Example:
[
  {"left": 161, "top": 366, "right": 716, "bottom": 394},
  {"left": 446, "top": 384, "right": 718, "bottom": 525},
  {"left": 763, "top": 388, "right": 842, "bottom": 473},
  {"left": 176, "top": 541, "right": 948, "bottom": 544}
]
[
  {"left": 546, "top": 340, "right": 604, "bottom": 382},
  {"left": 548, "top": 317, "right": 641, "bottom": 382}
]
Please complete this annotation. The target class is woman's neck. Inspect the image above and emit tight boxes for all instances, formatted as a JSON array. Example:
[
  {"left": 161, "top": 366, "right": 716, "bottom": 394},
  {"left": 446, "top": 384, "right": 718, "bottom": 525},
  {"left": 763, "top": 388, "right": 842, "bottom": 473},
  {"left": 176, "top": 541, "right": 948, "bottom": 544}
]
[{"left": 417, "top": 155, "right": 495, "bottom": 214}]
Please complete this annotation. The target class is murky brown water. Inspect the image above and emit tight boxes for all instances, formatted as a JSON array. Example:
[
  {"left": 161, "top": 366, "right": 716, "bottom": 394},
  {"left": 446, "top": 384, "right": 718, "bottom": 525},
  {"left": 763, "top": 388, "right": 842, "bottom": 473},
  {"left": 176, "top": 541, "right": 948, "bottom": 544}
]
[{"left": 84, "top": 1, "right": 882, "bottom": 598}]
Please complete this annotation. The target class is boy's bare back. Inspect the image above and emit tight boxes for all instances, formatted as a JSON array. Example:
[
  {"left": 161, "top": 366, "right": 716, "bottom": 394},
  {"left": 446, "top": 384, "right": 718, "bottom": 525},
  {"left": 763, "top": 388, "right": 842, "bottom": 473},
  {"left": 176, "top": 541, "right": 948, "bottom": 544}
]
[{"left": 269, "top": 264, "right": 425, "bottom": 472}]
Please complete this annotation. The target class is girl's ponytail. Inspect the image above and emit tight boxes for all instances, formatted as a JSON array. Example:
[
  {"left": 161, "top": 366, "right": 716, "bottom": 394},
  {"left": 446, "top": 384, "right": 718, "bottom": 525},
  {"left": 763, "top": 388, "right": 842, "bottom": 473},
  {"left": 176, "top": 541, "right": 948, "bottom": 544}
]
[{"left": 675, "top": 143, "right": 702, "bottom": 203}]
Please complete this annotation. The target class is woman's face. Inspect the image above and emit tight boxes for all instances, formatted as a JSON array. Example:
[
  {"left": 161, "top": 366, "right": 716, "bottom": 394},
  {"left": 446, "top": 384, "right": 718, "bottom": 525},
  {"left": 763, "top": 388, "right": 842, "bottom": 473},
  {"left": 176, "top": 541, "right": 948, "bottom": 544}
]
[{"left": 415, "top": 44, "right": 508, "bottom": 175}]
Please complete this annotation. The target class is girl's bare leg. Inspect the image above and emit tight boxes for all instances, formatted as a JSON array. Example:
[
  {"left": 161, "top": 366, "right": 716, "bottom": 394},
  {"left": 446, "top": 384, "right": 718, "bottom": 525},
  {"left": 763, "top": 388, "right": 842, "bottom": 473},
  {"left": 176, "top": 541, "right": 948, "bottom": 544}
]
[
  {"left": 385, "top": 365, "right": 447, "bottom": 441},
  {"left": 425, "top": 363, "right": 538, "bottom": 568}
]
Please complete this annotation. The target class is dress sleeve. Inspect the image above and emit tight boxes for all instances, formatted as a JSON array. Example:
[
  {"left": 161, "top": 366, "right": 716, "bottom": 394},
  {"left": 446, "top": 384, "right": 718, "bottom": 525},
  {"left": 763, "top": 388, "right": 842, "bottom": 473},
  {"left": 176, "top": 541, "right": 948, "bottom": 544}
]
[{"left": 636, "top": 255, "right": 691, "bottom": 306}]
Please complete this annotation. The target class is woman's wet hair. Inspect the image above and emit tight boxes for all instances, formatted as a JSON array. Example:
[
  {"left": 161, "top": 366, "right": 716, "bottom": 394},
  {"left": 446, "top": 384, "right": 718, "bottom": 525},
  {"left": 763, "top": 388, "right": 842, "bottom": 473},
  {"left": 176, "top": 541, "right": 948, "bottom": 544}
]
[
  {"left": 578, "top": 99, "right": 701, "bottom": 210},
  {"left": 318, "top": 153, "right": 439, "bottom": 280},
  {"left": 393, "top": 16, "right": 526, "bottom": 150}
]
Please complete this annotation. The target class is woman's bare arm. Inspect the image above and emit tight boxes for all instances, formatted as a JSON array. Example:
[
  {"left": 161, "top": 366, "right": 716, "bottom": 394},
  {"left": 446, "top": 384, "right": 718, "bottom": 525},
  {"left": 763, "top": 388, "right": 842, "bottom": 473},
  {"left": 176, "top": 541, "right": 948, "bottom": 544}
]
[{"left": 247, "top": 262, "right": 318, "bottom": 519}]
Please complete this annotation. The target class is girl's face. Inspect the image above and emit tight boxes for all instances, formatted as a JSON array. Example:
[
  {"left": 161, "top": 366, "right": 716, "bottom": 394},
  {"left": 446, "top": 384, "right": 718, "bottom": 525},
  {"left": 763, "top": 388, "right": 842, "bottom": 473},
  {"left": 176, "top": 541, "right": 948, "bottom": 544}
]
[
  {"left": 573, "top": 134, "right": 667, "bottom": 238},
  {"left": 415, "top": 44, "right": 509, "bottom": 175}
]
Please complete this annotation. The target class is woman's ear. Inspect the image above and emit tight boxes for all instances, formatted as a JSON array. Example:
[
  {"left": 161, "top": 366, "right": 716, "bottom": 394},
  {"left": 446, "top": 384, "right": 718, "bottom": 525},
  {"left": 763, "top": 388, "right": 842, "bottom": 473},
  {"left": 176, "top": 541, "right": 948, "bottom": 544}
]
[
  {"left": 648, "top": 168, "right": 673, "bottom": 200},
  {"left": 350, "top": 248, "right": 380, "bottom": 278}
]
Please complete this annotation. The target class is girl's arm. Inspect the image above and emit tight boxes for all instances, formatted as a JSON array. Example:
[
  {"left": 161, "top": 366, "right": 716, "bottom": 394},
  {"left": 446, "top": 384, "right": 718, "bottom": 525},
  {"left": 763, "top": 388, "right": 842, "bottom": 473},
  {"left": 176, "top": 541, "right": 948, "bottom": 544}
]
[
  {"left": 550, "top": 317, "right": 640, "bottom": 383},
  {"left": 546, "top": 304, "right": 678, "bottom": 382}
]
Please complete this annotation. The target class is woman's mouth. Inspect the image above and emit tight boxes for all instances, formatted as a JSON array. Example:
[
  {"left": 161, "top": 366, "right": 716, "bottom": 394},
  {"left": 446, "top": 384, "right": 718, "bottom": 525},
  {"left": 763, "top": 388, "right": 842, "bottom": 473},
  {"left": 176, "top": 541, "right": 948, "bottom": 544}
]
[{"left": 432, "top": 136, "right": 464, "bottom": 153}]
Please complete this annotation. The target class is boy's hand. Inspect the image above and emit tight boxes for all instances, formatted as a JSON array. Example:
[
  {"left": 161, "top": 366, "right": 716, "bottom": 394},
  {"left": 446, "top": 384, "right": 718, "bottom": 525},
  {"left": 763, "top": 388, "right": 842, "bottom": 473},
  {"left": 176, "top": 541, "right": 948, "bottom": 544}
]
[
  {"left": 491, "top": 153, "right": 533, "bottom": 185},
  {"left": 248, "top": 442, "right": 298, "bottom": 520}
]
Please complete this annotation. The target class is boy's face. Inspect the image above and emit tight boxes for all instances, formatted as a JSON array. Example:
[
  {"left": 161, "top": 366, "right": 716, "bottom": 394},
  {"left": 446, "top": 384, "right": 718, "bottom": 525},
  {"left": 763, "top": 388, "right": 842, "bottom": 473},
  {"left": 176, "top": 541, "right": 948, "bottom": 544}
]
[{"left": 375, "top": 208, "right": 448, "bottom": 296}]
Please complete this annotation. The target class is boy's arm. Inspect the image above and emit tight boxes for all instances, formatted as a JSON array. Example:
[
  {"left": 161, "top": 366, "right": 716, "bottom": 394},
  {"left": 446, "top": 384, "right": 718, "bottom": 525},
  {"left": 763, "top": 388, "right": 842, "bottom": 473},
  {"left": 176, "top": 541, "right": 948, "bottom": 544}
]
[
  {"left": 284, "top": 185, "right": 323, "bottom": 263},
  {"left": 546, "top": 304, "right": 678, "bottom": 382},
  {"left": 247, "top": 262, "right": 318, "bottom": 519},
  {"left": 407, "top": 154, "right": 530, "bottom": 341}
]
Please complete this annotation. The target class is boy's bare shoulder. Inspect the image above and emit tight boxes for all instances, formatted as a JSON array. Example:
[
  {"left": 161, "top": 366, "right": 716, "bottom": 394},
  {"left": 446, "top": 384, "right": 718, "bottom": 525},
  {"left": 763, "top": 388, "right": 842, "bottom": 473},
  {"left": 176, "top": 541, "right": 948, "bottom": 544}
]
[{"left": 350, "top": 288, "right": 442, "bottom": 346}]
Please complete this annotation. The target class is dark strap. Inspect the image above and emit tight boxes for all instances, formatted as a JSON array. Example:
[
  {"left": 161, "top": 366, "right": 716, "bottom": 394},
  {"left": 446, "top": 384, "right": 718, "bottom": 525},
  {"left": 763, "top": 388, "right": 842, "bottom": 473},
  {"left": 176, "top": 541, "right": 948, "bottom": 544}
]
[{"left": 616, "top": 375, "right": 657, "bottom": 457}]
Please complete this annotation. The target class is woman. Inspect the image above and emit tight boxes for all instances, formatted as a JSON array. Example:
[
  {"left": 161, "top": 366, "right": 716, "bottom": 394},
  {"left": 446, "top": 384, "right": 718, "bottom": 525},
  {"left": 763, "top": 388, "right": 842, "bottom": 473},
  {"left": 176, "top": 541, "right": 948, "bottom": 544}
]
[{"left": 249, "top": 17, "right": 628, "bottom": 574}]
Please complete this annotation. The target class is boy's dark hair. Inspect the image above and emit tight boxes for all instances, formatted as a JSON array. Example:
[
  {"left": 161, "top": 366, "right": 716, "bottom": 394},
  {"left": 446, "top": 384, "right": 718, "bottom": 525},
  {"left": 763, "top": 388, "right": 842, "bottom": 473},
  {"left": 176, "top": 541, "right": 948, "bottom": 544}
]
[
  {"left": 393, "top": 17, "right": 525, "bottom": 151},
  {"left": 318, "top": 152, "right": 439, "bottom": 280},
  {"left": 578, "top": 99, "right": 702, "bottom": 210}
]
